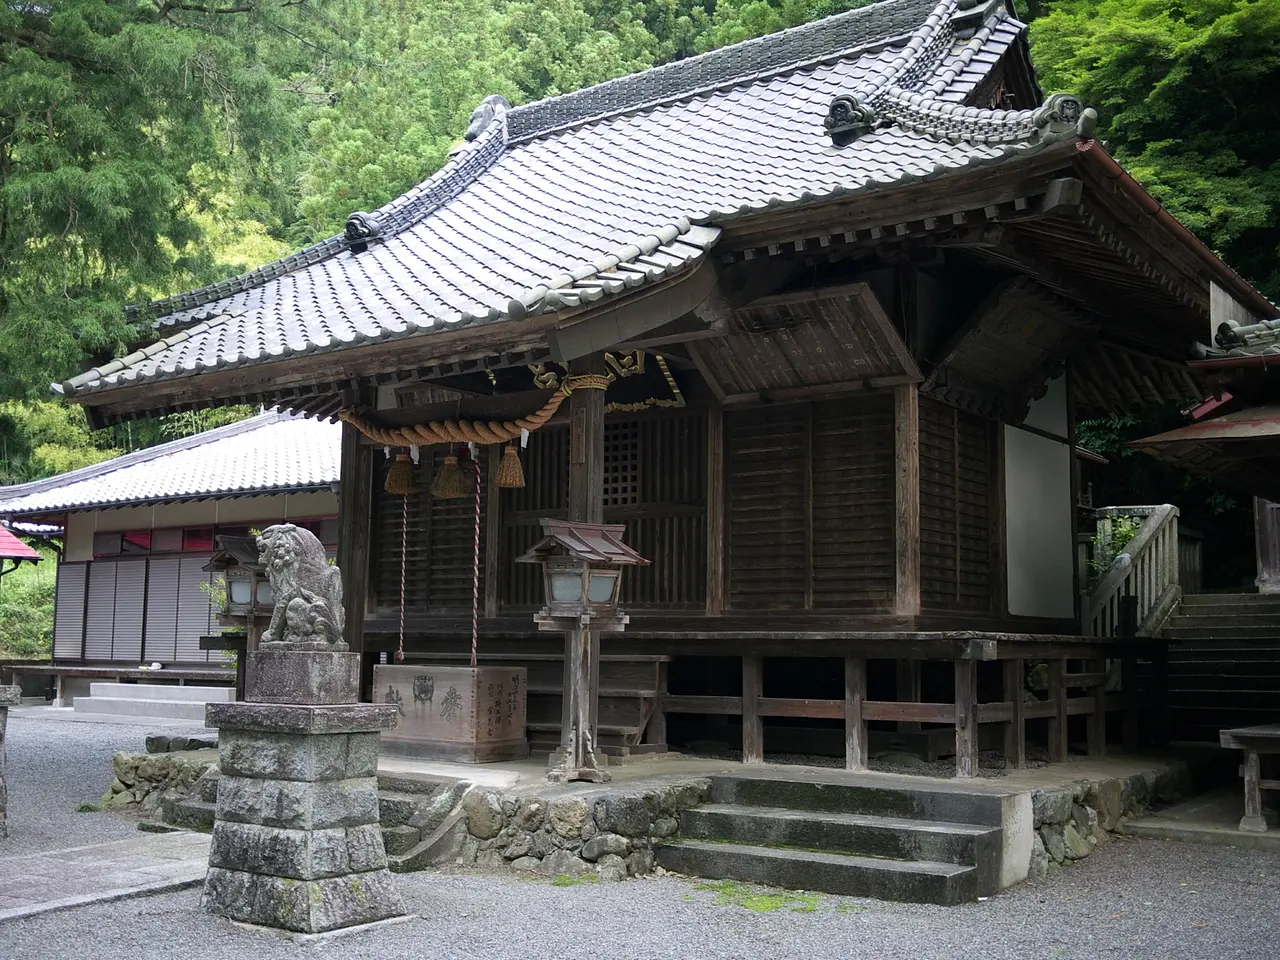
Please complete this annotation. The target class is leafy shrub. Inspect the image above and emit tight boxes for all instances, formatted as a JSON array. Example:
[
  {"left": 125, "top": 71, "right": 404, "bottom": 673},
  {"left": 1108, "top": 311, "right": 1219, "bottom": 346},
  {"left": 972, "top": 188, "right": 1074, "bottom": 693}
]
[
  {"left": 0, "top": 549, "right": 57, "bottom": 659},
  {"left": 1089, "top": 514, "right": 1143, "bottom": 584}
]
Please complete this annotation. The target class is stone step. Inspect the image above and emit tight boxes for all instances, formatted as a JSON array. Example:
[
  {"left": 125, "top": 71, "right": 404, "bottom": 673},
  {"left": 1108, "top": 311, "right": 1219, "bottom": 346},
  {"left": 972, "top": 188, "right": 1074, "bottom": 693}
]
[
  {"left": 87, "top": 682, "right": 236, "bottom": 702},
  {"left": 707, "top": 773, "right": 1009, "bottom": 827},
  {"left": 165, "top": 797, "right": 216, "bottom": 832},
  {"left": 1165, "top": 625, "right": 1280, "bottom": 640},
  {"left": 654, "top": 839, "right": 977, "bottom": 906},
  {"left": 381, "top": 824, "right": 421, "bottom": 856},
  {"left": 1180, "top": 593, "right": 1280, "bottom": 607},
  {"left": 73, "top": 696, "right": 210, "bottom": 721},
  {"left": 681, "top": 804, "right": 999, "bottom": 888},
  {"left": 1168, "top": 612, "right": 1280, "bottom": 626}
]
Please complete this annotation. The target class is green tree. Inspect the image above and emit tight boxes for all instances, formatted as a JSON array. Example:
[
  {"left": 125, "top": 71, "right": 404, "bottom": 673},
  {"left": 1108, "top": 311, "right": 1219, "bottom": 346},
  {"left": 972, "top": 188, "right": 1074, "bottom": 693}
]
[{"left": 1032, "top": 0, "right": 1280, "bottom": 298}]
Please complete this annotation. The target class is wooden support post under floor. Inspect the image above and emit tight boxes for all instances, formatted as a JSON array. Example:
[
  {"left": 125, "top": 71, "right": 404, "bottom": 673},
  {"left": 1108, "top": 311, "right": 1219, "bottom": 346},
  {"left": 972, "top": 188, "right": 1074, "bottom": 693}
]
[
  {"left": 1121, "top": 655, "right": 1140, "bottom": 750},
  {"left": 896, "top": 659, "right": 922, "bottom": 733},
  {"left": 845, "top": 656, "right": 867, "bottom": 771},
  {"left": 1049, "top": 657, "right": 1068, "bottom": 762},
  {"left": 1003, "top": 658, "right": 1026, "bottom": 769},
  {"left": 954, "top": 658, "right": 977, "bottom": 778},
  {"left": 645, "top": 660, "right": 668, "bottom": 748},
  {"left": 743, "top": 654, "right": 764, "bottom": 764},
  {"left": 1087, "top": 657, "right": 1107, "bottom": 756}
]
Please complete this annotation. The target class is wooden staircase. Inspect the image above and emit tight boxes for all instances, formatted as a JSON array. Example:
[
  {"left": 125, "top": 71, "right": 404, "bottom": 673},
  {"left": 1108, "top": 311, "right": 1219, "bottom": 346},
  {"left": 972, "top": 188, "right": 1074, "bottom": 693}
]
[
  {"left": 395, "top": 637, "right": 668, "bottom": 758},
  {"left": 1163, "top": 593, "right": 1280, "bottom": 742}
]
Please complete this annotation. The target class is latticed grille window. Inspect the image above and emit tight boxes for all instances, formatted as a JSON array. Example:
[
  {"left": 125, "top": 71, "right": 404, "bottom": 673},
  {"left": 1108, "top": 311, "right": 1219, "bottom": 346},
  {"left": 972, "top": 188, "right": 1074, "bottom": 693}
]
[{"left": 603, "top": 422, "right": 640, "bottom": 506}]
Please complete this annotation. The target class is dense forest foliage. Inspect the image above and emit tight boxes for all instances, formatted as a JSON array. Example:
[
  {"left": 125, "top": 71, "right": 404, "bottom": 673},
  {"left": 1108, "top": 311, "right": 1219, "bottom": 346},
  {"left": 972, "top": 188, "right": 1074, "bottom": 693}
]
[{"left": 0, "top": 1, "right": 1276, "bottom": 530}]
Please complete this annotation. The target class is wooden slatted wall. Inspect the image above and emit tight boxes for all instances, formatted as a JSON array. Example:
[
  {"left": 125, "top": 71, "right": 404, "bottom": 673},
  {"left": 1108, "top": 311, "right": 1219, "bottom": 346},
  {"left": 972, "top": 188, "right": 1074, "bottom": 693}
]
[
  {"left": 811, "top": 396, "right": 895, "bottom": 608},
  {"left": 375, "top": 448, "right": 490, "bottom": 614},
  {"left": 501, "top": 427, "right": 568, "bottom": 609},
  {"left": 727, "top": 406, "right": 807, "bottom": 609},
  {"left": 919, "top": 396, "right": 995, "bottom": 611},
  {"left": 111, "top": 560, "right": 147, "bottom": 662},
  {"left": 727, "top": 397, "right": 893, "bottom": 611},
  {"left": 144, "top": 557, "right": 182, "bottom": 662},
  {"left": 174, "top": 556, "right": 215, "bottom": 662},
  {"left": 607, "top": 413, "right": 707, "bottom": 609}
]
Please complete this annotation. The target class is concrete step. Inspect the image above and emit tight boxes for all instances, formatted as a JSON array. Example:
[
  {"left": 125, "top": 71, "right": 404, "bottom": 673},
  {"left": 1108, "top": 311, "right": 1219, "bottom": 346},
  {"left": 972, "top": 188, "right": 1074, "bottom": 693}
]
[
  {"left": 382, "top": 824, "right": 421, "bottom": 856},
  {"left": 655, "top": 839, "right": 977, "bottom": 905},
  {"left": 73, "top": 696, "right": 210, "bottom": 721},
  {"left": 1168, "top": 612, "right": 1280, "bottom": 626},
  {"left": 87, "top": 682, "right": 235, "bottom": 702},
  {"left": 707, "top": 773, "right": 1008, "bottom": 827},
  {"left": 680, "top": 804, "right": 1000, "bottom": 892}
]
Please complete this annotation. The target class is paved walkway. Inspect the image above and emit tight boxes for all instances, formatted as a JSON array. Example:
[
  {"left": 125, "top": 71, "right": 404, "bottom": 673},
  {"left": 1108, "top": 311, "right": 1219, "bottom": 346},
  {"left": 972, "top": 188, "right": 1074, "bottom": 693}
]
[{"left": 0, "top": 832, "right": 209, "bottom": 923}]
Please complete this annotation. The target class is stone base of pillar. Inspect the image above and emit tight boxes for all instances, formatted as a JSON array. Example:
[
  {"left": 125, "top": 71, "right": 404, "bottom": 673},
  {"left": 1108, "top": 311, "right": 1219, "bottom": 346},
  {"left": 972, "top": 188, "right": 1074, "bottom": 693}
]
[
  {"left": 0, "top": 685, "right": 19, "bottom": 839},
  {"left": 202, "top": 699, "right": 404, "bottom": 934}
]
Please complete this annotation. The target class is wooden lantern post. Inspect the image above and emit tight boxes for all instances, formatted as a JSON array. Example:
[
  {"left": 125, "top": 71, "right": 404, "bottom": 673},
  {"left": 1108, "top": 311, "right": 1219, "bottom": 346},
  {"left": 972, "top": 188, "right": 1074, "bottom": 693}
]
[{"left": 517, "top": 520, "right": 648, "bottom": 782}]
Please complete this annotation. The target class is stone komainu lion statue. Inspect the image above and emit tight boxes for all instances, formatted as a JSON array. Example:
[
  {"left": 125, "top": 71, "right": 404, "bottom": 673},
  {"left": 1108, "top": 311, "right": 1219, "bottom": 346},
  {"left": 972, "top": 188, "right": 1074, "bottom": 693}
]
[{"left": 257, "top": 524, "right": 346, "bottom": 649}]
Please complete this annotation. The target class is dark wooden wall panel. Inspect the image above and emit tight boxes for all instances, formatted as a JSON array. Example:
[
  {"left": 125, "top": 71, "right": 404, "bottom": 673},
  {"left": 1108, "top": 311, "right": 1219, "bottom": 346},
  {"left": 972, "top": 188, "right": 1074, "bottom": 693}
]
[
  {"left": 727, "top": 407, "right": 807, "bottom": 610},
  {"left": 920, "top": 396, "right": 995, "bottom": 611},
  {"left": 727, "top": 397, "right": 894, "bottom": 612},
  {"left": 811, "top": 396, "right": 895, "bottom": 609}
]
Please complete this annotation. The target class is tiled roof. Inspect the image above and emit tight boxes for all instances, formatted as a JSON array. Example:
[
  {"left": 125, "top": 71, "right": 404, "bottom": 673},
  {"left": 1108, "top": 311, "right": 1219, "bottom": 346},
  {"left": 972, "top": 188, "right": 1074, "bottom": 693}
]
[
  {"left": 1203, "top": 318, "right": 1280, "bottom": 359},
  {"left": 0, "top": 411, "right": 340, "bottom": 517},
  {"left": 60, "top": 0, "right": 1092, "bottom": 402}
]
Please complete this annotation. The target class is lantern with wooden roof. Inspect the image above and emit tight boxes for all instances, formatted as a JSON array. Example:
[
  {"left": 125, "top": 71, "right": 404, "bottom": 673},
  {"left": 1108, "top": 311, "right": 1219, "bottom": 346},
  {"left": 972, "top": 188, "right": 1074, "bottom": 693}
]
[{"left": 516, "top": 520, "right": 648, "bottom": 628}]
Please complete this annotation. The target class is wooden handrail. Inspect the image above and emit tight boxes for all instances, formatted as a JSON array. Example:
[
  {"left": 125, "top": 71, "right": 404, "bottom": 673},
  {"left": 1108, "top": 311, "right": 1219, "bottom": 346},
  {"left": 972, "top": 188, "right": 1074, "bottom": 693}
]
[{"left": 1085, "top": 504, "right": 1181, "bottom": 637}]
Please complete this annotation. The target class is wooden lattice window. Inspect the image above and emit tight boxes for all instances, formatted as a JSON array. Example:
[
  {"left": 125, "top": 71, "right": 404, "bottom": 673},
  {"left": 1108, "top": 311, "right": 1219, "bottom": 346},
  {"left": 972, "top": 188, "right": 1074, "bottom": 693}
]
[{"left": 604, "top": 422, "right": 640, "bottom": 506}]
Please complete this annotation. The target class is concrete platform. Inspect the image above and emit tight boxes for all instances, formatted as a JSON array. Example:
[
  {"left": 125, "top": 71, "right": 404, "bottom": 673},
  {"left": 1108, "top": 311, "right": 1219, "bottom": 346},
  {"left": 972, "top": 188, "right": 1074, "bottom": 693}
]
[
  {"left": 0, "top": 832, "right": 210, "bottom": 923},
  {"left": 72, "top": 682, "right": 235, "bottom": 721},
  {"left": 1120, "top": 786, "right": 1280, "bottom": 852},
  {"left": 9, "top": 705, "right": 209, "bottom": 727}
]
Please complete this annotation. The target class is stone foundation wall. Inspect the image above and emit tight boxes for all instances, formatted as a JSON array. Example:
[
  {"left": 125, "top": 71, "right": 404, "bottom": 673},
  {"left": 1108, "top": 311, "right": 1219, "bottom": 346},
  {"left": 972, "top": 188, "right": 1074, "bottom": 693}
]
[
  {"left": 456, "top": 779, "right": 711, "bottom": 881},
  {"left": 101, "top": 749, "right": 218, "bottom": 816},
  {"left": 1028, "top": 763, "right": 1196, "bottom": 879}
]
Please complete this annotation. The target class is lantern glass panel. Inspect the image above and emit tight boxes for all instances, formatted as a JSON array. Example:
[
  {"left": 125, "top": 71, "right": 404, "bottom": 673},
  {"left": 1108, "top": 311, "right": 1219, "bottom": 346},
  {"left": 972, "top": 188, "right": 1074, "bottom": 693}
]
[
  {"left": 228, "top": 580, "right": 251, "bottom": 605},
  {"left": 256, "top": 581, "right": 275, "bottom": 605},
  {"left": 588, "top": 572, "right": 619, "bottom": 604},
  {"left": 550, "top": 571, "right": 584, "bottom": 603}
]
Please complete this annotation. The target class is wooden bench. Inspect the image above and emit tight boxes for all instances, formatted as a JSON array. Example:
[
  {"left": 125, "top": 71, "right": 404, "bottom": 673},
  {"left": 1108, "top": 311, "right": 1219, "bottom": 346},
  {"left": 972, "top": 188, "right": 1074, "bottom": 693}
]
[{"left": 1219, "top": 724, "right": 1280, "bottom": 833}]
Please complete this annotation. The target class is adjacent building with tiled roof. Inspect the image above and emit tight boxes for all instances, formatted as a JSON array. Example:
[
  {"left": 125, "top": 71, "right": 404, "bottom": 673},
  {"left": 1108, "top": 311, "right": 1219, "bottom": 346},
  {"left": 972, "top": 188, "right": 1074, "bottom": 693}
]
[{"left": 0, "top": 412, "right": 340, "bottom": 673}]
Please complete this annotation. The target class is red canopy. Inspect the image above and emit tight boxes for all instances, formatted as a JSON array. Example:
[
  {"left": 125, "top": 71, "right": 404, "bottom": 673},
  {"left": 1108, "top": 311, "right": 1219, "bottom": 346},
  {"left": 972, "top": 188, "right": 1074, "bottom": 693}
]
[{"left": 0, "top": 525, "right": 41, "bottom": 563}]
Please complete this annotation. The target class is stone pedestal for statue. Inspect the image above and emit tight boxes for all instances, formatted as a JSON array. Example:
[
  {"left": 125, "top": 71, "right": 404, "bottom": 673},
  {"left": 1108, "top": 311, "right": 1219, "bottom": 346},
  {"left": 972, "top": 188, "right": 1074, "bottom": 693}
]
[
  {"left": 0, "top": 685, "right": 19, "bottom": 839},
  {"left": 201, "top": 523, "right": 405, "bottom": 935}
]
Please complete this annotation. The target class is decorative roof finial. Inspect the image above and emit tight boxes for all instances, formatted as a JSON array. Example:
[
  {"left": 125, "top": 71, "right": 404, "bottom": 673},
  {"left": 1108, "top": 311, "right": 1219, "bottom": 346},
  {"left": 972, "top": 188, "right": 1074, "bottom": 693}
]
[
  {"left": 1033, "top": 93, "right": 1098, "bottom": 139},
  {"left": 464, "top": 94, "right": 512, "bottom": 142},
  {"left": 344, "top": 211, "right": 384, "bottom": 254},
  {"left": 825, "top": 94, "right": 878, "bottom": 146}
]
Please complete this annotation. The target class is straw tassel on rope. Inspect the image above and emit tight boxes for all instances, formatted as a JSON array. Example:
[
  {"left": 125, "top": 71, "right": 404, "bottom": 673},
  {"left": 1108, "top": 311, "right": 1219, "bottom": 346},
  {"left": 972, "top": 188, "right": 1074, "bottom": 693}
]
[{"left": 430, "top": 453, "right": 469, "bottom": 499}]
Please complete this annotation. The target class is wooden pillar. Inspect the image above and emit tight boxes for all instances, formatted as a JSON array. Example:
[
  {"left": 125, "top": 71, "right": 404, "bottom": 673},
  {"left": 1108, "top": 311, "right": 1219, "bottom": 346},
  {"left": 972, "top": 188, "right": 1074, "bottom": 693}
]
[
  {"left": 894, "top": 384, "right": 921, "bottom": 617},
  {"left": 742, "top": 654, "right": 764, "bottom": 764},
  {"left": 1121, "top": 655, "right": 1140, "bottom": 751},
  {"left": 645, "top": 660, "right": 668, "bottom": 747},
  {"left": 896, "top": 659, "right": 922, "bottom": 733},
  {"left": 1087, "top": 657, "right": 1107, "bottom": 756},
  {"left": 568, "top": 354, "right": 607, "bottom": 524},
  {"left": 1240, "top": 749, "right": 1268, "bottom": 833},
  {"left": 845, "top": 656, "right": 868, "bottom": 771},
  {"left": 706, "top": 403, "right": 726, "bottom": 615},
  {"left": 954, "top": 658, "right": 977, "bottom": 778},
  {"left": 337, "top": 422, "right": 374, "bottom": 678},
  {"left": 1048, "top": 657, "right": 1068, "bottom": 762},
  {"left": 1003, "top": 658, "right": 1026, "bottom": 769}
]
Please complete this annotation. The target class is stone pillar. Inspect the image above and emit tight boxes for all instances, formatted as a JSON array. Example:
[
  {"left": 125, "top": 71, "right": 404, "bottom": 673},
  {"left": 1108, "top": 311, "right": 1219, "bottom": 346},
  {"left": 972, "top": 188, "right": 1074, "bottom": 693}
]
[
  {"left": 201, "top": 650, "right": 404, "bottom": 934},
  {"left": 0, "top": 685, "right": 18, "bottom": 839}
]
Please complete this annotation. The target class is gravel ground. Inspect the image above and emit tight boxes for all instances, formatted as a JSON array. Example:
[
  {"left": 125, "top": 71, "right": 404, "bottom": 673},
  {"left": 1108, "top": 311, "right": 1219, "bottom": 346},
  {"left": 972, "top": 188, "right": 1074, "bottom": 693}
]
[
  {"left": 0, "top": 715, "right": 214, "bottom": 856},
  {"left": 0, "top": 838, "right": 1277, "bottom": 959},
  {"left": 3, "top": 714, "right": 1279, "bottom": 959}
]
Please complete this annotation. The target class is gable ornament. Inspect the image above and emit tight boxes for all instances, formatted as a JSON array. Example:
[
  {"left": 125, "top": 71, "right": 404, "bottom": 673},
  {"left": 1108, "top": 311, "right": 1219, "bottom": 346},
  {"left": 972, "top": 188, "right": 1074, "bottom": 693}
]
[{"left": 825, "top": 94, "right": 878, "bottom": 146}]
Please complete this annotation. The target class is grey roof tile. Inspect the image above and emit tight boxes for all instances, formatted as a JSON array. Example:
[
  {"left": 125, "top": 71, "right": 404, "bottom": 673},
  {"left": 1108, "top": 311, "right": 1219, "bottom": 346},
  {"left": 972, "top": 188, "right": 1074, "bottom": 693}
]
[
  {"left": 63, "top": 1, "right": 1083, "bottom": 403},
  {"left": 0, "top": 412, "right": 340, "bottom": 517}
]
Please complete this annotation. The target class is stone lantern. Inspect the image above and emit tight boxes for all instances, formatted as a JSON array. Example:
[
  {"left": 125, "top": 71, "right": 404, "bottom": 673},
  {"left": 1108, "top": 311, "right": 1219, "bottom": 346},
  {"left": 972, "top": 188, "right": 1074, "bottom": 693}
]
[
  {"left": 517, "top": 520, "right": 647, "bottom": 782},
  {"left": 201, "top": 535, "right": 274, "bottom": 700}
]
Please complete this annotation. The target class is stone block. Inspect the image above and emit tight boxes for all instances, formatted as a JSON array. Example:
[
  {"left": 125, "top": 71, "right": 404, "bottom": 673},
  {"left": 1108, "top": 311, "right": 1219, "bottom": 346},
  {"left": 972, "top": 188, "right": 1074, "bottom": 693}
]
[
  {"left": 1031, "top": 788, "right": 1072, "bottom": 827},
  {"left": 548, "top": 796, "right": 590, "bottom": 839},
  {"left": 216, "top": 774, "right": 380, "bottom": 829},
  {"left": 203, "top": 866, "right": 405, "bottom": 934},
  {"left": 1063, "top": 824, "right": 1092, "bottom": 860},
  {"left": 1085, "top": 779, "right": 1124, "bottom": 831},
  {"left": 463, "top": 790, "right": 504, "bottom": 840},
  {"left": 218, "top": 731, "right": 380, "bottom": 781},
  {"left": 209, "top": 821, "right": 389, "bottom": 879},
  {"left": 581, "top": 832, "right": 629, "bottom": 861},
  {"left": 247, "top": 650, "right": 361, "bottom": 705},
  {"left": 596, "top": 853, "right": 628, "bottom": 882},
  {"left": 206, "top": 701, "right": 398, "bottom": 736},
  {"left": 594, "top": 794, "right": 650, "bottom": 836},
  {"left": 0, "top": 686, "right": 20, "bottom": 707}
]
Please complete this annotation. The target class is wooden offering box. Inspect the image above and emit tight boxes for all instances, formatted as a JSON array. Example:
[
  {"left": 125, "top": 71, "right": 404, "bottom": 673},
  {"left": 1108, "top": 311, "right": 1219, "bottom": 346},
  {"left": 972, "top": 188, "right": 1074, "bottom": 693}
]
[{"left": 373, "top": 664, "right": 529, "bottom": 762}]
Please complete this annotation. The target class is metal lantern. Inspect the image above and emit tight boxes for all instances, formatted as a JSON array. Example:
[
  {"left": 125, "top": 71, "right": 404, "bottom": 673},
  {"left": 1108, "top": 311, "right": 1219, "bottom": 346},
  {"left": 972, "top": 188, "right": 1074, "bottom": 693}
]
[{"left": 516, "top": 520, "right": 647, "bottom": 625}]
